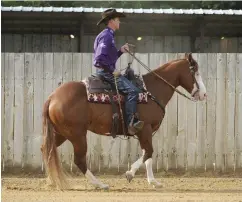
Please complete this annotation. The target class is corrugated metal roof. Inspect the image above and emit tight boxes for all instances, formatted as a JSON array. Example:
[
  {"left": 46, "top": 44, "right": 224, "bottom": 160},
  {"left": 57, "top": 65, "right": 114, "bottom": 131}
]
[{"left": 1, "top": 6, "right": 242, "bottom": 15}]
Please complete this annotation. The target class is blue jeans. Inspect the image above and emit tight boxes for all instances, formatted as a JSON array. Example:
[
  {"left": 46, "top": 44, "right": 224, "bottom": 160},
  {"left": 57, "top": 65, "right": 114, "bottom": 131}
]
[{"left": 96, "top": 69, "right": 142, "bottom": 126}]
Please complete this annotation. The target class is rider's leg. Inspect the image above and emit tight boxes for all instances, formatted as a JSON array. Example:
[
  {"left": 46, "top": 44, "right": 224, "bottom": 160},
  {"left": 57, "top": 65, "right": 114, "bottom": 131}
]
[{"left": 96, "top": 70, "right": 144, "bottom": 133}]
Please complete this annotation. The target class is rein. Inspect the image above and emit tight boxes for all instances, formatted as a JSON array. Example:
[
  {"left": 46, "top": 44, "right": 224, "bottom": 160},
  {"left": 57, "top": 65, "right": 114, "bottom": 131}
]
[
  {"left": 124, "top": 47, "right": 197, "bottom": 102},
  {"left": 116, "top": 45, "right": 198, "bottom": 140}
]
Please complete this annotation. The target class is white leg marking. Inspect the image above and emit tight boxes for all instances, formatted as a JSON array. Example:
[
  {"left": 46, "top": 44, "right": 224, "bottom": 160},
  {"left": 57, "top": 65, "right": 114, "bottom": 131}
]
[
  {"left": 125, "top": 149, "right": 145, "bottom": 182},
  {"left": 130, "top": 157, "right": 143, "bottom": 176},
  {"left": 85, "top": 169, "right": 109, "bottom": 189},
  {"left": 145, "top": 158, "right": 162, "bottom": 188},
  {"left": 130, "top": 149, "right": 145, "bottom": 175},
  {"left": 145, "top": 158, "right": 155, "bottom": 183}
]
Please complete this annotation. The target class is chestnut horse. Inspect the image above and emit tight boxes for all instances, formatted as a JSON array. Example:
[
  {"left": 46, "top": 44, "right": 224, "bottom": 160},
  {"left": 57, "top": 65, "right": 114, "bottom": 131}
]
[{"left": 41, "top": 53, "right": 206, "bottom": 190}]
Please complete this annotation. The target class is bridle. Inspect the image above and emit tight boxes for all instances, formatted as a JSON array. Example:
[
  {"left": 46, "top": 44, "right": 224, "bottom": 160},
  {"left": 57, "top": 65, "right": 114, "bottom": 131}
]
[
  {"left": 118, "top": 46, "right": 201, "bottom": 140},
  {"left": 188, "top": 60, "right": 200, "bottom": 98}
]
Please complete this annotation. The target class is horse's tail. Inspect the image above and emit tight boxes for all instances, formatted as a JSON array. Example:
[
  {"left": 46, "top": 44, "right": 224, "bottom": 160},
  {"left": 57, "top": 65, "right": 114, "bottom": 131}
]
[{"left": 41, "top": 97, "right": 69, "bottom": 190}]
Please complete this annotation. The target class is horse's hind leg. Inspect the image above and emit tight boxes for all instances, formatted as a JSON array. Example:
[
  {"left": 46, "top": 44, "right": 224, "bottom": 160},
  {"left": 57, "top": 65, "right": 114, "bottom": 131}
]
[
  {"left": 70, "top": 130, "right": 109, "bottom": 190},
  {"left": 41, "top": 132, "right": 66, "bottom": 154}
]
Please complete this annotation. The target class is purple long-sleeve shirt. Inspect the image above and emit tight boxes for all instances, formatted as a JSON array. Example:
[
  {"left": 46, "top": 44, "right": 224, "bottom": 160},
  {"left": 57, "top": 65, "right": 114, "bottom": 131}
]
[{"left": 93, "top": 27, "right": 123, "bottom": 73}]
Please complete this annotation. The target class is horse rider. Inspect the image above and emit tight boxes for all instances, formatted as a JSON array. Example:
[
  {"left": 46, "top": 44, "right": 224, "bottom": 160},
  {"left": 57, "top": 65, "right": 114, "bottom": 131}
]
[{"left": 93, "top": 8, "right": 144, "bottom": 135}]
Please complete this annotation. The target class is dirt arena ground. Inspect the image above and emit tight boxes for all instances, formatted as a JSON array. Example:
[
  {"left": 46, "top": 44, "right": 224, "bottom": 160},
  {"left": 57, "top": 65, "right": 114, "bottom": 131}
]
[{"left": 2, "top": 172, "right": 242, "bottom": 202}]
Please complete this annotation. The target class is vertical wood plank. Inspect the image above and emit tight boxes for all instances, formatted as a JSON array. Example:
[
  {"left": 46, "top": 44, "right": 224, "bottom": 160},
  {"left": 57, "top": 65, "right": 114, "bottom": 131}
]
[
  {"left": 173, "top": 36, "right": 182, "bottom": 53},
  {"left": 81, "top": 35, "right": 89, "bottom": 52},
  {"left": 238, "top": 38, "right": 242, "bottom": 53},
  {"left": 4, "top": 53, "right": 15, "bottom": 167},
  {"left": 72, "top": 53, "right": 82, "bottom": 81},
  {"left": 181, "top": 36, "right": 191, "bottom": 53},
  {"left": 1, "top": 53, "right": 5, "bottom": 170},
  {"left": 143, "top": 36, "right": 154, "bottom": 53},
  {"left": 13, "top": 34, "right": 23, "bottom": 53},
  {"left": 88, "top": 36, "right": 96, "bottom": 53},
  {"left": 215, "top": 53, "right": 226, "bottom": 171},
  {"left": 225, "top": 53, "right": 236, "bottom": 170},
  {"left": 24, "top": 34, "right": 33, "bottom": 52},
  {"left": 205, "top": 53, "right": 216, "bottom": 170},
  {"left": 235, "top": 53, "right": 242, "bottom": 169},
  {"left": 32, "top": 53, "right": 44, "bottom": 169},
  {"left": 70, "top": 36, "right": 79, "bottom": 52},
  {"left": 42, "top": 35, "right": 52, "bottom": 52},
  {"left": 164, "top": 37, "right": 174, "bottom": 53},
  {"left": 211, "top": 37, "right": 221, "bottom": 53},
  {"left": 32, "top": 35, "right": 42, "bottom": 52},
  {"left": 203, "top": 37, "right": 212, "bottom": 53},
  {"left": 43, "top": 53, "right": 54, "bottom": 100},
  {"left": 13, "top": 53, "right": 25, "bottom": 167},
  {"left": 52, "top": 35, "right": 62, "bottom": 52},
  {"left": 227, "top": 38, "right": 238, "bottom": 53},
  {"left": 220, "top": 39, "right": 228, "bottom": 53},
  {"left": 1, "top": 34, "right": 5, "bottom": 52},
  {"left": 153, "top": 36, "right": 164, "bottom": 53},
  {"left": 61, "top": 35, "right": 71, "bottom": 52},
  {"left": 24, "top": 53, "right": 34, "bottom": 168},
  {"left": 4, "top": 34, "right": 14, "bottom": 52}
]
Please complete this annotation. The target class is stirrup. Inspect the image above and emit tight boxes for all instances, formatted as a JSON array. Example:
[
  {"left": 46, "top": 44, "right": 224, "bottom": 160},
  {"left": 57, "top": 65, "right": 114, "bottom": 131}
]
[{"left": 128, "top": 114, "right": 144, "bottom": 135}]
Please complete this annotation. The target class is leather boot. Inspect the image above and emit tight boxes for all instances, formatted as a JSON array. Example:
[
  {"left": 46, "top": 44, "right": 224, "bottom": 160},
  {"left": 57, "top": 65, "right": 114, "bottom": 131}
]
[{"left": 127, "top": 115, "right": 144, "bottom": 135}]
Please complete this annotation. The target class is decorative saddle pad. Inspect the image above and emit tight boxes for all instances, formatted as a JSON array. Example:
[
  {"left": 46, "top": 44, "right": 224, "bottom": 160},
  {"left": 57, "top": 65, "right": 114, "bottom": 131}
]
[
  {"left": 87, "top": 92, "right": 148, "bottom": 104},
  {"left": 82, "top": 75, "right": 148, "bottom": 104}
]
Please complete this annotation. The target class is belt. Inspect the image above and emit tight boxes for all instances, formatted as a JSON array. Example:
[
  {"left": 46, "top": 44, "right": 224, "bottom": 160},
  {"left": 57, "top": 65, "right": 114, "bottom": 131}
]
[{"left": 96, "top": 66, "right": 112, "bottom": 73}]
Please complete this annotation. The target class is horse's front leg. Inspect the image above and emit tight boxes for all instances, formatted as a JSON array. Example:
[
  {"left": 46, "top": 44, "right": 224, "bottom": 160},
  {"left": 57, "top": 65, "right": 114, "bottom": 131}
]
[
  {"left": 126, "top": 124, "right": 162, "bottom": 188},
  {"left": 125, "top": 149, "right": 145, "bottom": 182}
]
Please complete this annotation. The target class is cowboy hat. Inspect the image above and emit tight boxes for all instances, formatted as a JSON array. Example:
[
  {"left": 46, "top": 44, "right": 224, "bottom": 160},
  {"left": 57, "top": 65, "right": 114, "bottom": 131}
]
[{"left": 97, "top": 8, "right": 126, "bottom": 25}]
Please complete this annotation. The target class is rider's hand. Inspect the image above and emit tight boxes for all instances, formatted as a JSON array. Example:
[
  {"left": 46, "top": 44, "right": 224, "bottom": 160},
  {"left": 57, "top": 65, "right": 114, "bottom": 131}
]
[
  {"left": 120, "top": 43, "right": 129, "bottom": 53},
  {"left": 113, "top": 71, "right": 121, "bottom": 77}
]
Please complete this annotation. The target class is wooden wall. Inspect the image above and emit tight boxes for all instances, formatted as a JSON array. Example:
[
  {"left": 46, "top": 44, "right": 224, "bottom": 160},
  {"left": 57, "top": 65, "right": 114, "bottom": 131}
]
[
  {"left": 1, "top": 52, "right": 242, "bottom": 174},
  {"left": 2, "top": 34, "right": 242, "bottom": 53}
]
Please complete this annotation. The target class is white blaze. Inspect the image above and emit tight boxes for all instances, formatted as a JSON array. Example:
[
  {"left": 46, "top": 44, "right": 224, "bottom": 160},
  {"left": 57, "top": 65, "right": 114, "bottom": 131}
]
[{"left": 191, "top": 71, "right": 206, "bottom": 101}]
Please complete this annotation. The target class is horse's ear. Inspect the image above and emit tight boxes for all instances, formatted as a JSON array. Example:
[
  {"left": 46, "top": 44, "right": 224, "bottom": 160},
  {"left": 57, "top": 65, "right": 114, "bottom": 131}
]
[
  {"left": 185, "top": 52, "right": 189, "bottom": 59},
  {"left": 185, "top": 52, "right": 193, "bottom": 62}
]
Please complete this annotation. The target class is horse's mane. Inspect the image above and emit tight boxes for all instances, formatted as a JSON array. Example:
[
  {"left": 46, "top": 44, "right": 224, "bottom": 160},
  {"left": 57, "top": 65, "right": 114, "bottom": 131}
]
[
  {"left": 156, "top": 58, "right": 186, "bottom": 71},
  {"left": 142, "top": 58, "right": 187, "bottom": 78}
]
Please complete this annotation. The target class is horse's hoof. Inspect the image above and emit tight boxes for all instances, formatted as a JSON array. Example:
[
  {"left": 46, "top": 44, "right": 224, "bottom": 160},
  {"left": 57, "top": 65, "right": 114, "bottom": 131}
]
[
  {"left": 100, "top": 184, "right": 109, "bottom": 190},
  {"left": 149, "top": 180, "right": 163, "bottom": 188},
  {"left": 125, "top": 171, "right": 134, "bottom": 183},
  {"left": 93, "top": 183, "right": 109, "bottom": 190}
]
